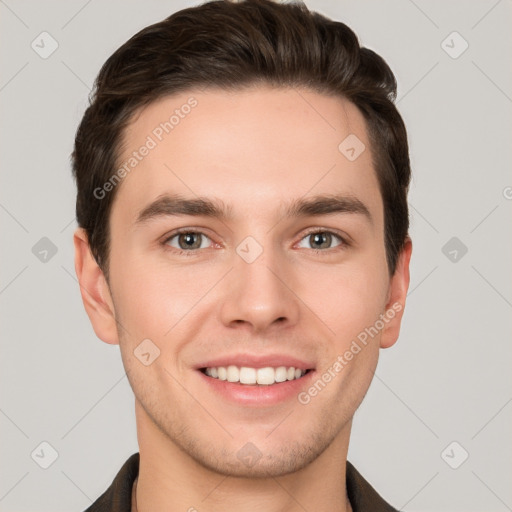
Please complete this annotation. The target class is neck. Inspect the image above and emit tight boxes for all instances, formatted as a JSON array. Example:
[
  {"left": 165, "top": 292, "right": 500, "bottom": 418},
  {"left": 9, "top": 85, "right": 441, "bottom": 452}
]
[{"left": 133, "top": 402, "right": 353, "bottom": 512}]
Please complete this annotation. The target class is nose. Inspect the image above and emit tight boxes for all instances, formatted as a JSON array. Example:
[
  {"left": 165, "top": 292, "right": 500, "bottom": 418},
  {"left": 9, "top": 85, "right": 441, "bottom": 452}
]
[{"left": 219, "top": 244, "right": 300, "bottom": 334}]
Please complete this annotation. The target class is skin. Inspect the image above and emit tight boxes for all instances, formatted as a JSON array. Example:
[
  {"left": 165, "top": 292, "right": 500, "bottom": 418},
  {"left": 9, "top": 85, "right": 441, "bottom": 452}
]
[{"left": 74, "top": 86, "right": 412, "bottom": 512}]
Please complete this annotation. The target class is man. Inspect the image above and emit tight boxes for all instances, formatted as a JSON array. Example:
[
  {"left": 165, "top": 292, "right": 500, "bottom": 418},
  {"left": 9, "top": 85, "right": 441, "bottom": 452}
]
[{"left": 72, "top": 0, "right": 412, "bottom": 510}]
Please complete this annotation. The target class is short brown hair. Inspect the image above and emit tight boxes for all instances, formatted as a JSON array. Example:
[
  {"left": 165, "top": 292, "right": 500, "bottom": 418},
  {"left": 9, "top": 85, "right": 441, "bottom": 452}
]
[{"left": 72, "top": 0, "right": 411, "bottom": 279}]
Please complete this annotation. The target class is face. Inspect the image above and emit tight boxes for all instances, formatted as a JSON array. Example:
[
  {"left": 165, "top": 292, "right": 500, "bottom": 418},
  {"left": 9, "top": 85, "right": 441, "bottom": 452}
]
[{"left": 76, "top": 86, "right": 410, "bottom": 478}]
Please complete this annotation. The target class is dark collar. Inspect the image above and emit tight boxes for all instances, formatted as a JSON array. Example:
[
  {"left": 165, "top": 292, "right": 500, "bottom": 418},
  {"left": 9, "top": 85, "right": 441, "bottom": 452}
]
[{"left": 84, "top": 453, "right": 398, "bottom": 512}]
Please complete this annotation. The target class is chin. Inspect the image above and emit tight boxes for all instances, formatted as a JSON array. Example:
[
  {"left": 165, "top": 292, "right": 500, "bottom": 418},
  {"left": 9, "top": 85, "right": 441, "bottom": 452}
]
[{"left": 172, "top": 426, "right": 337, "bottom": 479}]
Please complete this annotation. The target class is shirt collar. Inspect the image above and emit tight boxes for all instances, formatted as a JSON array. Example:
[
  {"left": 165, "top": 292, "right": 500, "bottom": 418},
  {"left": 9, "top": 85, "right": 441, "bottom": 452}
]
[{"left": 84, "top": 453, "right": 398, "bottom": 512}]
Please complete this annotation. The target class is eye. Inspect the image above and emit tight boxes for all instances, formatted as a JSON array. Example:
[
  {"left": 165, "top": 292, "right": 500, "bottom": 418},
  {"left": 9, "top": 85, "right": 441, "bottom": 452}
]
[
  {"left": 296, "top": 230, "right": 346, "bottom": 251},
  {"left": 163, "top": 230, "right": 213, "bottom": 253},
  {"left": 161, "top": 228, "right": 348, "bottom": 256}
]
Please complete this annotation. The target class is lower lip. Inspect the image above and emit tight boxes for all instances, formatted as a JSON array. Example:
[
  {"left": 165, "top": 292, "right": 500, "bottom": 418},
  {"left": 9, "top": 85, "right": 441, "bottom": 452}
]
[{"left": 197, "top": 370, "right": 316, "bottom": 407}]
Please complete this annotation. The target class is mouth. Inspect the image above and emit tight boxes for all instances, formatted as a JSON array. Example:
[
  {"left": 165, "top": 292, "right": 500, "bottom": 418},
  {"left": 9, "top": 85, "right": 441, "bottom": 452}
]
[
  {"left": 195, "top": 354, "right": 316, "bottom": 406},
  {"left": 200, "top": 365, "right": 313, "bottom": 386}
]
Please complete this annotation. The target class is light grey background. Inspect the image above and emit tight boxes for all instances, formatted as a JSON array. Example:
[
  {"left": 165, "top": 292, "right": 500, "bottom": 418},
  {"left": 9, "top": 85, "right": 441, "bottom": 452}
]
[{"left": 1, "top": 1, "right": 511, "bottom": 511}]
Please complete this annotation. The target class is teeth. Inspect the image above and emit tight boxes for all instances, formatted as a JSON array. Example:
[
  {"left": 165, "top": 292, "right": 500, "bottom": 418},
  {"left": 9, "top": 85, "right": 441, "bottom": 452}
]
[
  {"left": 226, "top": 365, "right": 239, "bottom": 382},
  {"left": 275, "top": 366, "right": 287, "bottom": 383},
  {"left": 239, "top": 367, "right": 256, "bottom": 384},
  {"left": 203, "top": 365, "right": 307, "bottom": 385},
  {"left": 257, "top": 367, "right": 275, "bottom": 385}
]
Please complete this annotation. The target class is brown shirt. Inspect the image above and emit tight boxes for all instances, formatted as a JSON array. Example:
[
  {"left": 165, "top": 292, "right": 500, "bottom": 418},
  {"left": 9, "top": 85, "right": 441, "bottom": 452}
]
[{"left": 83, "top": 453, "right": 399, "bottom": 512}]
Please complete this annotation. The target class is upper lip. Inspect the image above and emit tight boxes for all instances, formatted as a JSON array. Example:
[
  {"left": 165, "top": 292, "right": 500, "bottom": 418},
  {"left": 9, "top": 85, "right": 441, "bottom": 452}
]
[{"left": 196, "top": 354, "right": 315, "bottom": 371}]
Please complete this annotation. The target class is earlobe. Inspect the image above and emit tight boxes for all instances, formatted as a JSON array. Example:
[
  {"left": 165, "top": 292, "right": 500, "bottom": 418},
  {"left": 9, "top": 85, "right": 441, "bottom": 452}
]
[
  {"left": 73, "top": 228, "right": 120, "bottom": 345},
  {"left": 380, "top": 237, "right": 412, "bottom": 349}
]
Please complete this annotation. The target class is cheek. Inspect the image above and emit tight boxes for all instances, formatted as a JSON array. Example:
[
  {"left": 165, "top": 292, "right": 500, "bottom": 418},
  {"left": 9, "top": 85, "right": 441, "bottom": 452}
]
[
  {"left": 298, "top": 261, "right": 389, "bottom": 345},
  {"left": 110, "top": 255, "right": 167, "bottom": 339},
  {"left": 110, "top": 254, "right": 216, "bottom": 344}
]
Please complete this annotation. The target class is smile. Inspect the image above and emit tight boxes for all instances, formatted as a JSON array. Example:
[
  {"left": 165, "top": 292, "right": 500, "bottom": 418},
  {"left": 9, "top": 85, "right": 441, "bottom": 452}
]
[{"left": 201, "top": 365, "right": 311, "bottom": 385}]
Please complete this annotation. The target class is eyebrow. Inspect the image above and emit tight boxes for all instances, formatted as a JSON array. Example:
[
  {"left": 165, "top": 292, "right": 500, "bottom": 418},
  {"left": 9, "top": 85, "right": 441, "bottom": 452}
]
[{"left": 134, "top": 192, "right": 372, "bottom": 225}]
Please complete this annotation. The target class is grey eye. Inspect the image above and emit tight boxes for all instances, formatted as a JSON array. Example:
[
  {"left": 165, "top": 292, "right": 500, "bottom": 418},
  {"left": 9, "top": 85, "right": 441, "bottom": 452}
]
[
  {"left": 166, "top": 232, "right": 212, "bottom": 251},
  {"left": 297, "top": 231, "right": 343, "bottom": 250}
]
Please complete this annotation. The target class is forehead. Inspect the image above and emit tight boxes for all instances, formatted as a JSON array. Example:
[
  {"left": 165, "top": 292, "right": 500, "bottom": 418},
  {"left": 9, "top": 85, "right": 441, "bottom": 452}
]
[{"left": 112, "top": 86, "right": 382, "bottom": 226}]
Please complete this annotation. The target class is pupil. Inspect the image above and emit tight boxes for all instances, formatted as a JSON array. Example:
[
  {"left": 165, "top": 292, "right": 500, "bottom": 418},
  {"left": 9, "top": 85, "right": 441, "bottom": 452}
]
[
  {"left": 180, "top": 233, "right": 199, "bottom": 249},
  {"left": 313, "top": 232, "right": 329, "bottom": 249}
]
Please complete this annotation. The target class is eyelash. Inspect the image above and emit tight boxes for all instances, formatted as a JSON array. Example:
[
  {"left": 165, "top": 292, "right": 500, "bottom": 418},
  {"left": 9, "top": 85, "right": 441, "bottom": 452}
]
[{"left": 161, "top": 228, "right": 350, "bottom": 257}]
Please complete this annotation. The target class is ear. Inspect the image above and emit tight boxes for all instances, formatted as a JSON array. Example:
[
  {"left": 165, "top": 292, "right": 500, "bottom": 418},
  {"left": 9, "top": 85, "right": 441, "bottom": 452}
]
[
  {"left": 380, "top": 237, "right": 412, "bottom": 349},
  {"left": 73, "top": 227, "right": 119, "bottom": 345}
]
